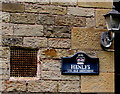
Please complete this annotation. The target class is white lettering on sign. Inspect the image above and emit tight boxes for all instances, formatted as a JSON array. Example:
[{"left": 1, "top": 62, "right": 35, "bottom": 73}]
[{"left": 71, "top": 64, "right": 91, "bottom": 70}]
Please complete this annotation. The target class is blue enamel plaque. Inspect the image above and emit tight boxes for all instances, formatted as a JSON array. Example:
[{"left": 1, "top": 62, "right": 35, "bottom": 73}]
[{"left": 61, "top": 52, "right": 99, "bottom": 75}]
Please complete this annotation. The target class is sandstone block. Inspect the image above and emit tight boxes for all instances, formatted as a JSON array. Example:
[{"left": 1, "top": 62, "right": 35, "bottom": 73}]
[
  {"left": 4, "top": 81, "right": 26, "bottom": 92},
  {"left": 97, "top": 51, "right": 114, "bottom": 73},
  {"left": 96, "top": 9, "right": 111, "bottom": 27},
  {"left": 23, "top": 37, "right": 47, "bottom": 48},
  {"left": 39, "top": 48, "right": 76, "bottom": 59},
  {"left": 81, "top": 73, "right": 114, "bottom": 93},
  {"left": 8, "top": 0, "right": 50, "bottom": 4},
  {"left": 58, "top": 81, "right": 80, "bottom": 92},
  {"left": 2, "top": 3, "right": 24, "bottom": 12},
  {"left": 86, "top": 17, "right": 95, "bottom": 27},
  {"left": 41, "top": 59, "right": 60, "bottom": 71},
  {"left": 50, "top": 0, "right": 77, "bottom": 6},
  {"left": 41, "top": 70, "right": 80, "bottom": 81},
  {"left": 0, "top": 47, "right": 10, "bottom": 58},
  {"left": 2, "top": 12, "right": 10, "bottom": 23},
  {"left": 14, "top": 24, "right": 44, "bottom": 36},
  {"left": 0, "top": 74, "right": 10, "bottom": 80},
  {"left": 36, "top": 14, "right": 55, "bottom": 25},
  {"left": 10, "top": 13, "right": 36, "bottom": 24},
  {"left": 27, "top": 80, "right": 58, "bottom": 92},
  {"left": 71, "top": 27, "right": 107, "bottom": 50},
  {"left": 2, "top": 23, "right": 13, "bottom": 35},
  {"left": 48, "top": 38, "right": 71, "bottom": 48},
  {"left": 0, "top": 80, "right": 5, "bottom": 91},
  {"left": 41, "top": 71, "right": 61, "bottom": 80},
  {"left": 25, "top": 4, "right": 67, "bottom": 15},
  {"left": 55, "top": 15, "right": 86, "bottom": 26},
  {"left": 78, "top": 2, "right": 112, "bottom": 8},
  {"left": 2, "top": 36, "right": 23, "bottom": 46},
  {"left": 67, "top": 7, "right": 94, "bottom": 17},
  {"left": 43, "top": 26, "right": 71, "bottom": 38}
]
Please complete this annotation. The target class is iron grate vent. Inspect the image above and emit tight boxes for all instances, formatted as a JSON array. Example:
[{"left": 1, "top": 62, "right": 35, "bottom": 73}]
[{"left": 10, "top": 47, "right": 38, "bottom": 77}]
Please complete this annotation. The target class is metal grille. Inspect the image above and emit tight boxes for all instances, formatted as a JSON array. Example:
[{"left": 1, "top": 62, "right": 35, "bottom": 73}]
[{"left": 10, "top": 47, "right": 38, "bottom": 77}]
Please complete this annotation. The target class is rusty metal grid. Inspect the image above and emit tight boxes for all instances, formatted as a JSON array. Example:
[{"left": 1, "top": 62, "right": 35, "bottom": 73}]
[{"left": 10, "top": 47, "right": 38, "bottom": 77}]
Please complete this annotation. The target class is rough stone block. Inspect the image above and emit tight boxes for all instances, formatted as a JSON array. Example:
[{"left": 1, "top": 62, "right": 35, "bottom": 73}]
[
  {"left": 55, "top": 15, "right": 86, "bottom": 26},
  {"left": 23, "top": 37, "right": 47, "bottom": 48},
  {"left": 2, "top": 23, "right": 13, "bottom": 35},
  {"left": 78, "top": 2, "right": 112, "bottom": 8},
  {"left": 41, "top": 71, "right": 61, "bottom": 80},
  {"left": 71, "top": 27, "right": 107, "bottom": 50},
  {"left": 58, "top": 81, "right": 80, "bottom": 92},
  {"left": 0, "top": 74, "right": 10, "bottom": 80},
  {"left": 25, "top": 4, "right": 67, "bottom": 15},
  {"left": 10, "top": 13, "right": 36, "bottom": 24},
  {"left": 2, "top": 3, "right": 24, "bottom": 12},
  {"left": 86, "top": 17, "right": 95, "bottom": 27},
  {"left": 41, "top": 70, "right": 80, "bottom": 81},
  {"left": 2, "top": 36, "right": 23, "bottom": 46},
  {"left": 0, "top": 80, "right": 5, "bottom": 91},
  {"left": 97, "top": 51, "right": 114, "bottom": 73},
  {"left": 96, "top": 9, "right": 111, "bottom": 27},
  {"left": 48, "top": 38, "right": 71, "bottom": 48},
  {"left": 81, "top": 73, "right": 114, "bottom": 93},
  {"left": 0, "top": 47, "right": 10, "bottom": 58},
  {"left": 36, "top": 14, "right": 55, "bottom": 25},
  {"left": 50, "top": 0, "right": 77, "bottom": 6},
  {"left": 41, "top": 59, "right": 60, "bottom": 71},
  {"left": 67, "top": 7, "right": 94, "bottom": 17},
  {"left": 43, "top": 26, "right": 71, "bottom": 38},
  {"left": 2, "top": 12, "right": 10, "bottom": 23},
  {"left": 39, "top": 48, "right": 76, "bottom": 59},
  {"left": 27, "top": 80, "right": 58, "bottom": 92},
  {"left": 14, "top": 24, "right": 44, "bottom": 37},
  {"left": 4, "top": 81, "right": 26, "bottom": 92}
]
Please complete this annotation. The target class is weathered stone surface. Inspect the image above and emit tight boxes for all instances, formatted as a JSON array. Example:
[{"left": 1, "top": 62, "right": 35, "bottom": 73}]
[
  {"left": 2, "top": 23, "right": 13, "bottom": 35},
  {"left": 39, "top": 48, "right": 76, "bottom": 59},
  {"left": 48, "top": 38, "right": 71, "bottom": 48},
  {"left": 2, "top": 3, "right": 24, "bottom": 12},
  {"left": 27, "top": 80, "right": 58, "bottom": 92},
  {"left": 3, "top": 0, "right": 50, "bottom": 3},
  {"left": 14, "top": 24, "right": 44, "bottom": 36},
  {"left": 86, "top": 17, "right": 95, "bottom": 27},
  {"left": 36, "top": 14, "right": 55, "bottom": 25},
  {"left": 0, "top": 74, "right": 10, "bottom": 80},
  {"left": 78, "top": 2, "right": 112, "bottom": 8},
  {"left": 44, "top": 26, "right": 71, "bottom": 38},
  {"left": 0, "top": 80, "right": 5, "bottom": 91},
  {"left": 50, "top": 0, "right": 77, "bottom": 6},
  {"left": 0, "top": 68, "right": 9, "bottom": 75},
  {"left": 58, "top": 81, "right": 80, "bottom": 92},
  {"left": 2, "top": 12, "right": 10, "bottom": 22},
  {"left": 23, "top": 37, "right": 47, "bottom": 48},
  {"left": 0, "top": 61, "right": 9, "bottom": 69},
  {"left": 97, "top": 51, "right": 114, "bottom": 73},
  {"left": 67, "top": 7, "right": 94, "bottom": 17},
  {"left": 41, "top": 70, "right": 80, "bottom": 80},
  {"left": 81, "top": 73, "right": 114, "bottom": 93},
  {"left": 41, "top": 71, "right": 61, "bottom": 80},
  {"left": 25, "top": 4, "right": 67, "bottom": 15},
  {"left": 4, "top": 81, "right": 26, "bottom": 92},
  {"left": 71, "top": 27, "right": 107, "bottom": 50},
  {"left": 2, "top": 36, "right": 23, "bottom": 46},
  {"left": 55, "top": 15, "right": 86, "bottom": 26},
  {"left": 0, "top": 47, "right": 10, "bottom": 58},
  {"left": 96, "top": 9, "right": 111, "bottom": 27},
  {"left": 41, "top": 59, "right": 60, "bottom": 71},
  {"left": 10, "top": 13, "right": 36, "bottom": 24}
]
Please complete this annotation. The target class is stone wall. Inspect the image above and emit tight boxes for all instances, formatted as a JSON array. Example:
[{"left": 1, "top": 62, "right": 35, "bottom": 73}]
[{"left": 1, "top": 0, "right": 114, "bottom": 93}]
